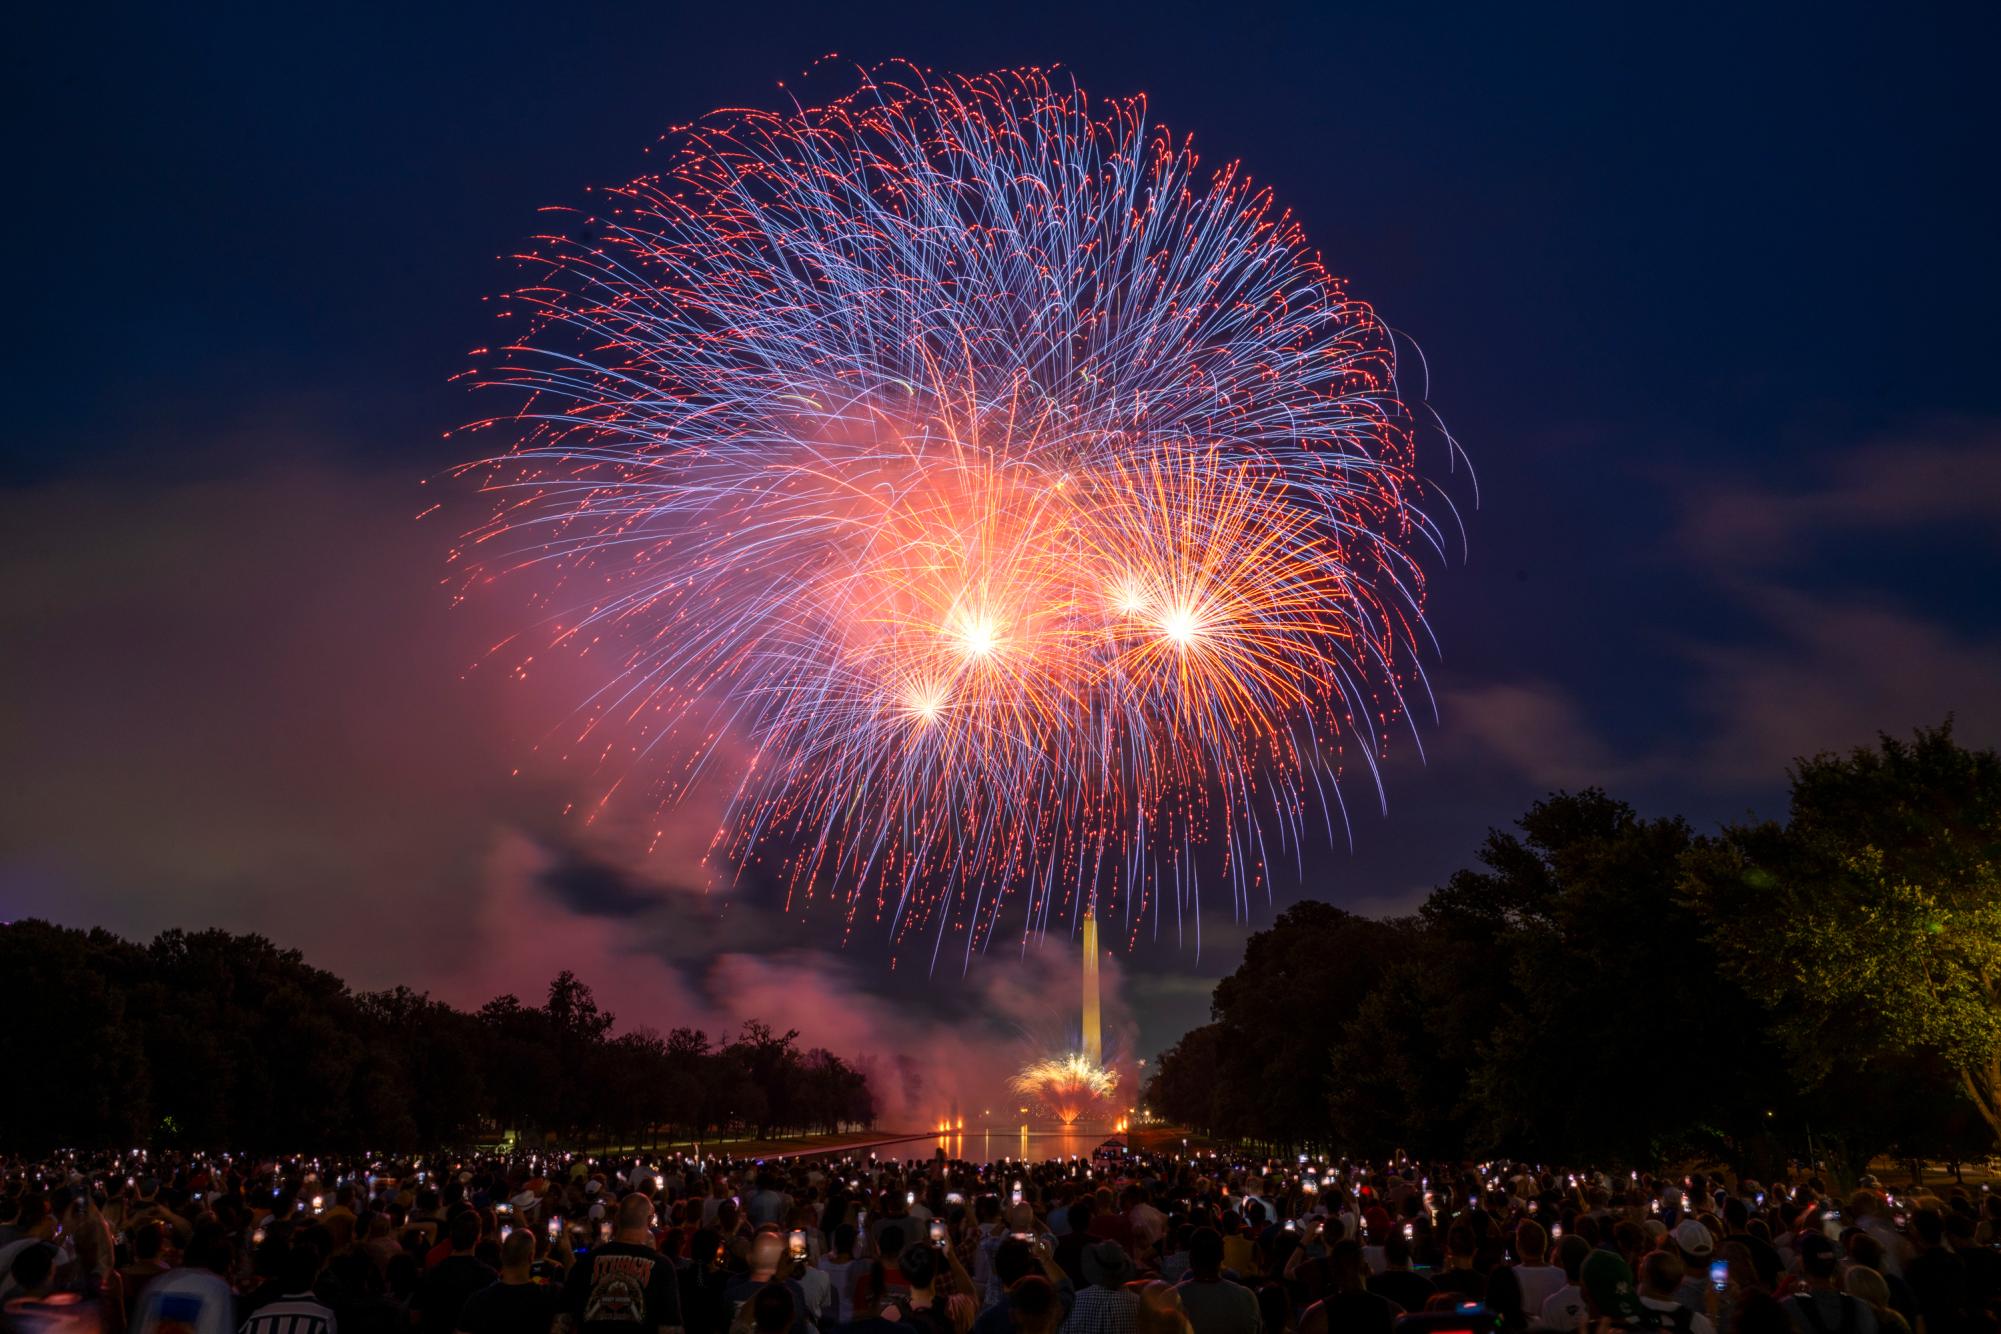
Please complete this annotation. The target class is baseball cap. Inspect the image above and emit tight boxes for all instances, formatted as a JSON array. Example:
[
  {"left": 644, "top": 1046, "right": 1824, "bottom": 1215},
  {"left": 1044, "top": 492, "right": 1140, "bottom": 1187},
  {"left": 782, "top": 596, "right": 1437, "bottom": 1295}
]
[{"left": 1673, "top": 1220, "right": 1715, "bottom": 1258}]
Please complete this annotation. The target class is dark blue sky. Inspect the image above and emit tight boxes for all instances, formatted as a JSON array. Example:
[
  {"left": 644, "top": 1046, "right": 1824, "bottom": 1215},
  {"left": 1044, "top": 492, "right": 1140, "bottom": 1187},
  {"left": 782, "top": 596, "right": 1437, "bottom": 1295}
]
[{"left": 5, "top": 2, "right": 1998, "bottom": 1091}]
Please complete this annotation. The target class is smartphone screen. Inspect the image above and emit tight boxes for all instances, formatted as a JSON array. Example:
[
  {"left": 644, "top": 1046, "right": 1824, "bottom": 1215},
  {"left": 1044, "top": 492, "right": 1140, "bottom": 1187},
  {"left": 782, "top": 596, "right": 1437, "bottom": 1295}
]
[{"left": 1710, "top": 1261, "right": 1728, "bottom": 1291}]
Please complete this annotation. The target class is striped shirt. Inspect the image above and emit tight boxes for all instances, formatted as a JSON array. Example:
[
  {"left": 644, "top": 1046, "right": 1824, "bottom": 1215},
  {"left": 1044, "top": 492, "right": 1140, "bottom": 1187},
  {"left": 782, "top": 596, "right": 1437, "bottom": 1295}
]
[{"left": 240, "top": 1293, "right": 338, "bottom": 1334}]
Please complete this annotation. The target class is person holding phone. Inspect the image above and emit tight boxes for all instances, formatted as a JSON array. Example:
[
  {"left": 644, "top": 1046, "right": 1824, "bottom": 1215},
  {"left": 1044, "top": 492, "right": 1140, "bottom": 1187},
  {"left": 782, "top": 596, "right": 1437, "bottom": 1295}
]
[{"left": 1637, "top": 1252, "right": 1716, "bottom": 1334}]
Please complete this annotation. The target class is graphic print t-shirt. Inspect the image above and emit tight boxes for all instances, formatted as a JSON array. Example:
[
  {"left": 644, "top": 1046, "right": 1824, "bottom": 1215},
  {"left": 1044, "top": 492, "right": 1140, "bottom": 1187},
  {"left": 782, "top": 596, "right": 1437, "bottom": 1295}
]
[{"left": 563, "top": 1244, "right": 684, "bottom": 1334}]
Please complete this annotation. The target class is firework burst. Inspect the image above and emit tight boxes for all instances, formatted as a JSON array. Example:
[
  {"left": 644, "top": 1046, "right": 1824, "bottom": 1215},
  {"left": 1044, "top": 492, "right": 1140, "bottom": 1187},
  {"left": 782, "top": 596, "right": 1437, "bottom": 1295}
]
[
  {"left": 452, "top": 62, "right": 1465, "bottom": 965},
  {"left": 1010, "top": 1054, "right": 1120, "bottom": 1126}
]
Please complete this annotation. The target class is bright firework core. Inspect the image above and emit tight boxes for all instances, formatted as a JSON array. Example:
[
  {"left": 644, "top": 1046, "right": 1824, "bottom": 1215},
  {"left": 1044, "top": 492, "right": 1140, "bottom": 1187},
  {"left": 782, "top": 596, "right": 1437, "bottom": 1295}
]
[
  {"left": 1011, "top": 1053, "right": 1118, "bottom": 1126},
  {"left": 458, "top": 63, "right": 1461, "bottom": 961}
]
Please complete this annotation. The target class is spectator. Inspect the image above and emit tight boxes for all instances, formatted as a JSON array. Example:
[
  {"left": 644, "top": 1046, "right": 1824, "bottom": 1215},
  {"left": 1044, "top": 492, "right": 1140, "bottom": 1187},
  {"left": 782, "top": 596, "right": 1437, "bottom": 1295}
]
[
  {"left": 458, "top": 1229, "right": 559, "bottom": 1334},
  {"left": 130, "top": 1235, "right": 238, "bottom": 1334},
  {"left": 971, "top": 1239, "right": 1073, "bottom": 1334},
  {"left": 1844, "top": 1267, "right": 1911, "bottom": 1334},
  {"left": 1636, "top": 1251, "right": 1712, "bottom": 1334},
  {"left": 1008, "top": 1277, "right": 1065, "bottom": 1334},
  {"left": 1366, "top": 1231, "right": 1432, "bottom": 1317},
  {"left": 242, "top": 1245, "right": 340, "bottom": 1334},
  {"left": 816, "top": 1224, "right": 863, "bottom": 1323},
  {"left": 1784, "top": 1236, "right": 1877, "bottom": 1334},
  {"left": 1175, "top": 1231, "right": 1259, "bottom": 1334},
  {"left": 1511, "top": 1220, "right": 1566, "bottom": 1319},
  {"left": 558, "top": 1194, "right": 684, "bottom": 1334},
  {"left": 1297, "top": 1241, "right": 1392, "bottom": 1334},
  {"left": 1066, "top": 1242, "right": 1140, "bottom": 1334},
  {"left": 1136, "top": 1283, "right": 1193, "bottom": 1334},
  {"left": 1670, "top": 1221, "right": 1716, "bottom": 1314},
  {"left": 420, "top": 1212, "right": 499, "bottom": 1334}
]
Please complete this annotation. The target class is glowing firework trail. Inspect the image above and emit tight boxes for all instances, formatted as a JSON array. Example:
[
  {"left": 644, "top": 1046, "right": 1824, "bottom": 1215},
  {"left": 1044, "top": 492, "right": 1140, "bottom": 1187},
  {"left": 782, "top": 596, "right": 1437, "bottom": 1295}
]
[{"left": 453, "top": 62, "right": 1467, "bottom": 965}]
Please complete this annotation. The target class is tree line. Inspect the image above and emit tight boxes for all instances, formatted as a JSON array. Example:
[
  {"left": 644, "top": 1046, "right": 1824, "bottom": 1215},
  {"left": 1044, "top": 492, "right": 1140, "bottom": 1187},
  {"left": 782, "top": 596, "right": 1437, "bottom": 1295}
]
[
  {"left": 0, "top": 925, "right": 876, "bottom": 1151},
  {"left": 1145, "top": 722, "right": 2001, "bottom": 1179}
]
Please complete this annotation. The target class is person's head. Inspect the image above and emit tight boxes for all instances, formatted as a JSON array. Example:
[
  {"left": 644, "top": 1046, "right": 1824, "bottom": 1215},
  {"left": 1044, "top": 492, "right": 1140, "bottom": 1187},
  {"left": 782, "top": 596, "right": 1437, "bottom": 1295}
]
[
  {"left": 1382, "top": 1230, "right": 1412, "bottom": 1269},
  {"left": 617, "top": 1192, "right": 657, "bottom": 1240},
  {"left": 994, "top": 1237, "right": 1039, "bottom": 1289},
  {"left": 1581, "top": 1250, "right": 1643, "bottom": 1324},
  {"left": 9, "top": 1243, "right": 58, "bottom": 1298},
  {"left": 1846, "top": 1230, "right": 1885, "bottom": 1271},
  {"left": 329, "top": 1248, "right": 385, "bottom": 1297},
  {"left": 748, "top": 1230, "right": 785, "bottom": 1279},
  {"left": 900, "top": 1241, "right": 941, "bottom": 1292},
  {"left": 191, "top": 1235, "right": 236, "bottom": 1279},
  {"left": 131, "top": 1220, "right": 166, "bottom": 1262},
  {"left": 500, "top": 1228, "right": 535, "bottom": 1275},
  {"left": 1007, "top": 1275, "right": 1063, "bottom": 1334},
  {"left": 691, "top": 1226, "right": 725, "bottom": 1270},
  {"left": 1910, "top": 1209, "right": 1944, "bottom": 1249},
  {"left": 1188, "top": 1227, "right": 1224, "bottom": 1276},
  {"left": 1672, "top": 1220, "right": 1714, "bottom": 1268},
  {"left": 281, "top": 1243, "right": 323, "bottom": 1294},
  {"left": 1639, "top": 1250, "right": 1685, "bottom": 1300},
  {"left": 1844, "top": 1266, "right": 1890, "bottom": 1312},
  {"left": 1515, "top": 1219, "right": 1547, "bottom": 1262},
  {"left": 880, "top": 1223, "right": 906, "bottom": 1257},
  {"left": 1445, "top": 1222, "right": 1477, "bottom": 1263},
  {"left": 1254, "top": 1284, "right": 1289, "bottom": 1334},
  {"left": 832, "top": 1223, "right": 857, "bottom": 1257},
  {"left": 1327, "top": 1240, "right": 1367, "bottom": 1295},
  {"left": 448, "top": 1209, "right": 482, "bottom": 1253},
  {"left": 1555, "top": 1234, "right": 1591, "bottom": 1283},
  {"left": 1068, "top": 1198, "right": 1096, "bottom": 1233},
  {"left": 1082, "top": 1239, "right": 1136, "bottom": 1290},
  {"left": 751, "top": 1282, "right": 795, "bottom": 1334},
  {"left": 1798, "top": 1234, "right": 1841, "bottom": 1286},
  {"left": 1137, "top": 1282, "right": 1194, "bottom": 1334}
]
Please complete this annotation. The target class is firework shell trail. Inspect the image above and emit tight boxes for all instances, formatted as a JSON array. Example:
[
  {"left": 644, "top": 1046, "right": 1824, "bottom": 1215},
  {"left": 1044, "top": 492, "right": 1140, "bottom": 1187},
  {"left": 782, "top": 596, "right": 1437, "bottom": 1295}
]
[{"left": 451, "top": 61, "right": 1469, "bottom": 969}]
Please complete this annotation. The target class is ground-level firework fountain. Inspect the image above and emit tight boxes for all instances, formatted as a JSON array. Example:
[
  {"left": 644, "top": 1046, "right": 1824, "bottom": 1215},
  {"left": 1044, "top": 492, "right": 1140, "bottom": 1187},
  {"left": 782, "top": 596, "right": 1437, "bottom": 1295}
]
[{"left": 1010, "top": 914, "right": 1118, "bottom": 1125}]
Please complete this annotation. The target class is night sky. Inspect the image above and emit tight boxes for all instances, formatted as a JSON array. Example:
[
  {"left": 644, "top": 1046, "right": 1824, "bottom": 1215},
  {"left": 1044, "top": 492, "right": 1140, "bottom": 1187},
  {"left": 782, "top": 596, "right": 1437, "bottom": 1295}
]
[{"left": 5, "top": 2, "right": 1998, "bottom": 1114}]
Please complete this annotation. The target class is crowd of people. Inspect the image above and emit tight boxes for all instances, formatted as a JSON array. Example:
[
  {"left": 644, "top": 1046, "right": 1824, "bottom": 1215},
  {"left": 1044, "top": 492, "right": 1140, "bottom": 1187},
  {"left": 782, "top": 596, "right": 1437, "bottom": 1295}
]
[{"left": 3, "top": 1146, "right": 1999, "bottom": 1334}]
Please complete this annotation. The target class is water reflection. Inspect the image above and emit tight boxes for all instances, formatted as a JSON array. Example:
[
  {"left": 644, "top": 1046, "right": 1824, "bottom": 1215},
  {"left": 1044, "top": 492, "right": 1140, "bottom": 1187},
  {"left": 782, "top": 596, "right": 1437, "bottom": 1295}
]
[{"left": 922, "top": 1126, "right": 1121, "bottom": 1165}]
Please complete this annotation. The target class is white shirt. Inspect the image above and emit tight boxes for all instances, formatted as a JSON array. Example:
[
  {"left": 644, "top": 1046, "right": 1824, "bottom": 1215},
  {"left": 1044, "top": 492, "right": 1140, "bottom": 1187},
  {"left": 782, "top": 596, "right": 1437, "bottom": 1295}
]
[
  {"left": 795, "top": 1261, "right": 833, "bottom": 1319},
  {"left": 132, "top": 1268, "right": 238, "bottom": 1334},
  {"left": 1540, "top": 1282, "right": 1587, "bottom": 1332},
  {"left": 816, "top": 1256, "right": 861, "bottom": 1323},
  {"left": 241, "top": 1291, "right": 338, "bottom": 1334},
  {"left": 1641, "top": 1294, "right": 1715, "bottom": 1334},
  {"left": 1514, "top": 1264, "right": 1568, "bottom": 1318}
]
